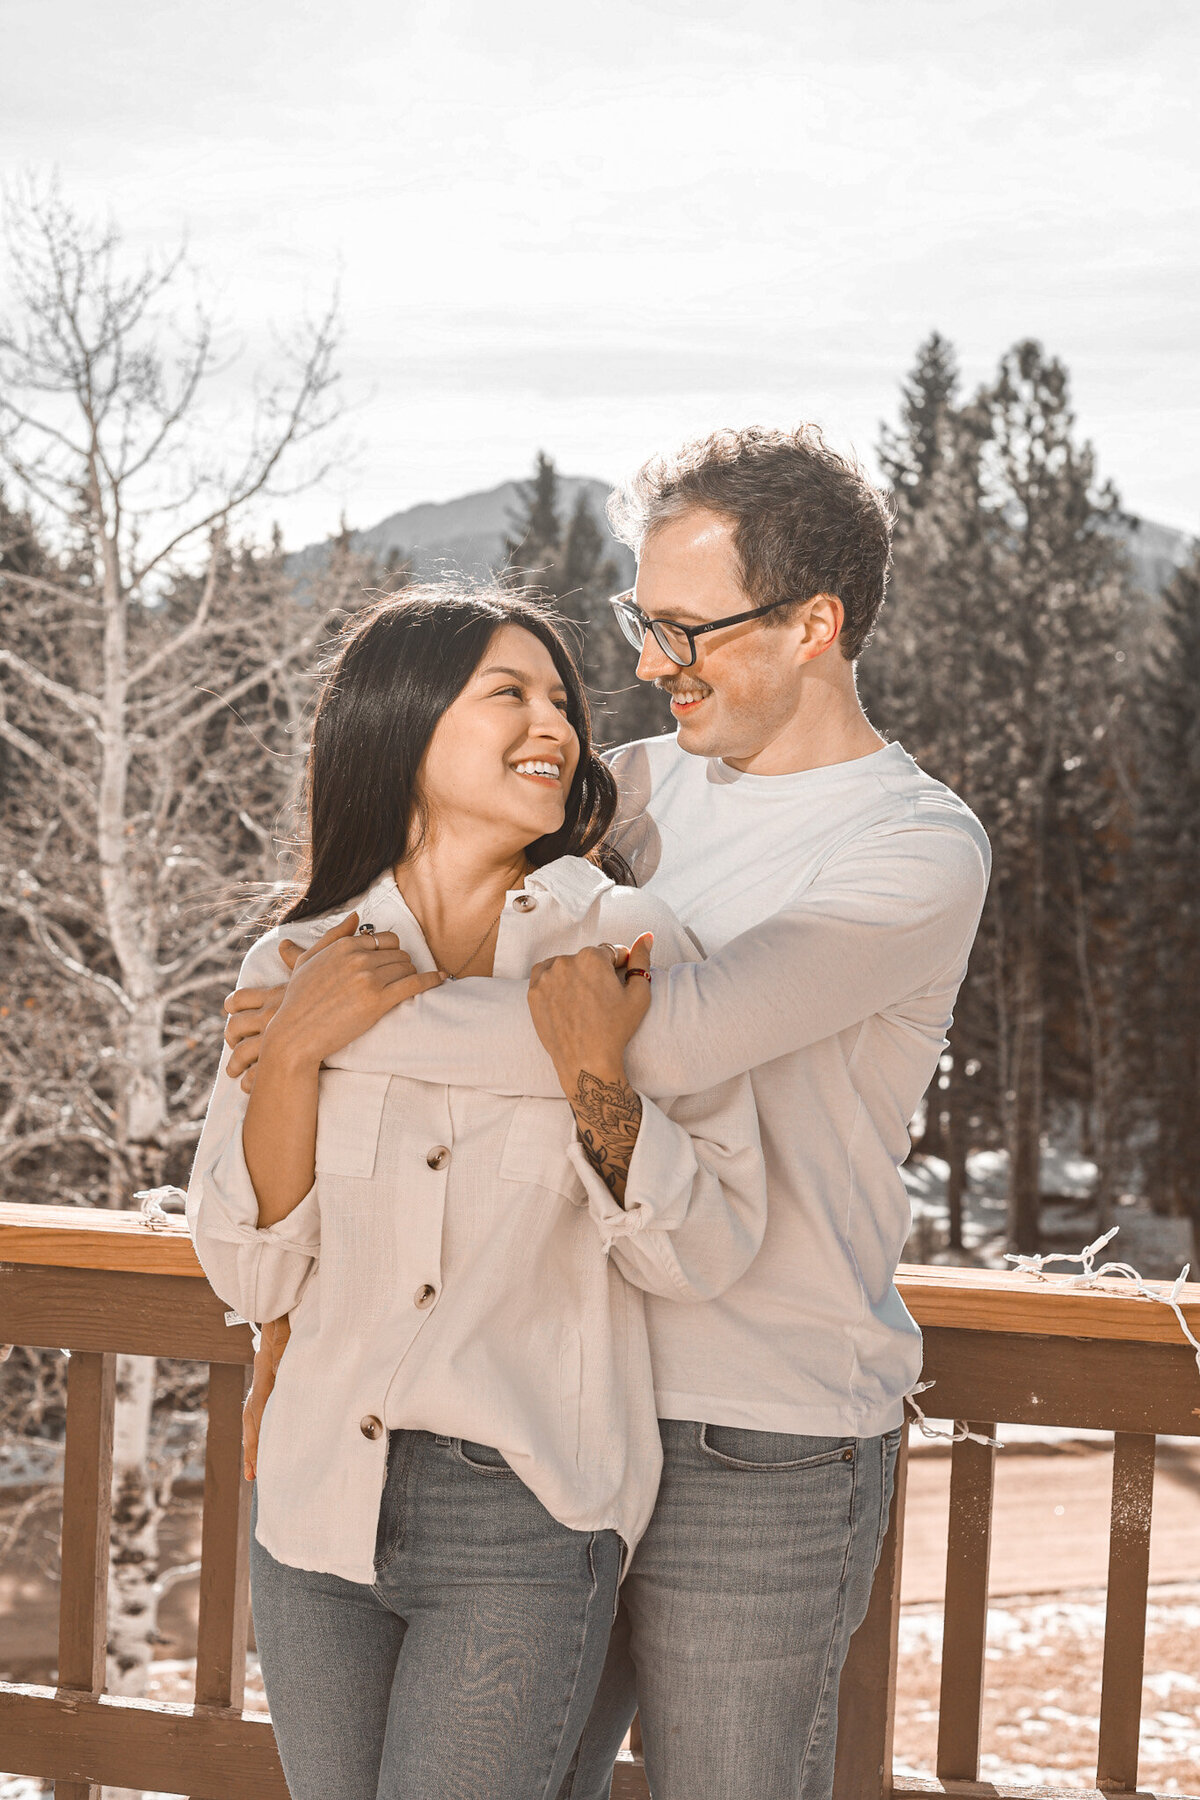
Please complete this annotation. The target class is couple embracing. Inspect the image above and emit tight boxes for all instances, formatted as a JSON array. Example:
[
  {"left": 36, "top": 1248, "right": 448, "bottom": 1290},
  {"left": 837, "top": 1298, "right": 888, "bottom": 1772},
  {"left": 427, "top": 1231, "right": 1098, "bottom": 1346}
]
[{"left": 187, "top": 425, "right": 990, "bottom": 1800}]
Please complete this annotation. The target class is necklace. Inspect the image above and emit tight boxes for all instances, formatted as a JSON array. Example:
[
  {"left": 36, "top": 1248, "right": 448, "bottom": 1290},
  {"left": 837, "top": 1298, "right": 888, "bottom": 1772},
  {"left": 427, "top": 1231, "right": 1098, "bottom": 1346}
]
[
  {"left": 398, "top": 863, "right": 530, "bottom": 981},
  {"left": 443, "top": 906, "right": 506, "bottom": 980}
]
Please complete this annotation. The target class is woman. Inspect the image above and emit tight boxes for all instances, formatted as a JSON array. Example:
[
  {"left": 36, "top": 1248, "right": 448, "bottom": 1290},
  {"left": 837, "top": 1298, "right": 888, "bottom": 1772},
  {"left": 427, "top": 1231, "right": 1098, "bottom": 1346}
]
[{"left": 187, "top": 587, "right": 766, "bottom": 1800}]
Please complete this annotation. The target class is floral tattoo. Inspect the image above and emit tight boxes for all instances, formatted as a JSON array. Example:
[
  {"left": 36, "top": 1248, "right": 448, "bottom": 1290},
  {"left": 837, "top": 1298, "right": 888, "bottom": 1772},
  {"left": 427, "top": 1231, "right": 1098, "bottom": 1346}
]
[{"left": 571, "top": 1070, "right": 642, "bottom": 1207}]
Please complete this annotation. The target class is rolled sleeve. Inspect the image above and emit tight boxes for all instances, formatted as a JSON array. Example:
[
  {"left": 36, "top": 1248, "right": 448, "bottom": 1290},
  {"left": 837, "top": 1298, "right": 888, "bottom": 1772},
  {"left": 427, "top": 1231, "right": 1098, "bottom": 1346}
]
[
  {"left": 187, "top": 935, "right": 322, "bottom": 1325},
  {"left": 569, "top": 1096, "right": 694, "bottom": 1247},
  {"left": 567, "top": 1078, "right": 767, "bottom": 1304},
  {"left": 189, "top": 1127, "right": 321, "bottom": 1324}
]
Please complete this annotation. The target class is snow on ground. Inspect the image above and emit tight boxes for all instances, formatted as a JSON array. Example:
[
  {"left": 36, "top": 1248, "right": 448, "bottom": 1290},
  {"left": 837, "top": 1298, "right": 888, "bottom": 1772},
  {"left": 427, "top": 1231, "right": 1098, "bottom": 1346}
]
[
  {"left": 894, "top": 1587, "right": 1200, "bottom": 1793},
  {"left": 901, "top": 1145, "right": 1194, "bottom": 1277}
]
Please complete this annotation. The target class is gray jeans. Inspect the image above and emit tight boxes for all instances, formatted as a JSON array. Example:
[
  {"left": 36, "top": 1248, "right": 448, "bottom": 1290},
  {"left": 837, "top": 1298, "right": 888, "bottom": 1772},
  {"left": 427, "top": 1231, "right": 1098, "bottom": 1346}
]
[
  {"left": 250, "top": 1429, "right": 622, "bottom": 1800},
  {"left": 560, "top": 1419, "right": 902, "bottom": 1800}
]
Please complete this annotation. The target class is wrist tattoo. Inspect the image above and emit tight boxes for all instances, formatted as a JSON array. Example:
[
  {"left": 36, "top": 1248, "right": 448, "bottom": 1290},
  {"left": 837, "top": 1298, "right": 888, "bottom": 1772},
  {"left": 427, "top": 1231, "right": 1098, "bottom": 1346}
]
[{"left": 571, "top": 1069, "right": 642, "bottom": 1207}]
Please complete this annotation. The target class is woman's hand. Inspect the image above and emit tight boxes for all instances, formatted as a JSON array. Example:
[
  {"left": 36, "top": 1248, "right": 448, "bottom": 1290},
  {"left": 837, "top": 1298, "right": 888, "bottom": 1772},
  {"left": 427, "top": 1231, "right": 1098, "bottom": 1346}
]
[
  {"left": 241, "top": 914, "right": 443, "bottom": 1227},
  {"left": 250, "top": 913, "right": 444, "bottom": 1076},
  {"left": 243, "top": 1314, "right": 291, "bottom": 1481}
]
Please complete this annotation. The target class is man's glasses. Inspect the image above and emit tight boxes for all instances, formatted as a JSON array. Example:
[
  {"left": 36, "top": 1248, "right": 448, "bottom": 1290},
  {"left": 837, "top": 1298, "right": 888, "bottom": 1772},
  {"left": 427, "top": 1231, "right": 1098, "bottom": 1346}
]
[{"left": 608, "top": 590, "right": 795, "bottom": 669}]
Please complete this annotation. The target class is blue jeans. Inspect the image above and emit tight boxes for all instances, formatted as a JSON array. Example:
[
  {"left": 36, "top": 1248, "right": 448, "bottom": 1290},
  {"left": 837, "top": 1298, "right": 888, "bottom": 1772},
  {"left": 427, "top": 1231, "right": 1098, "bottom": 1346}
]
[
  {"left": 560, "top": 1420, "right": 902, "bottom": 1800},
  {"left": 251, "top": 1429, "right": 623, "bottom": 1800}
]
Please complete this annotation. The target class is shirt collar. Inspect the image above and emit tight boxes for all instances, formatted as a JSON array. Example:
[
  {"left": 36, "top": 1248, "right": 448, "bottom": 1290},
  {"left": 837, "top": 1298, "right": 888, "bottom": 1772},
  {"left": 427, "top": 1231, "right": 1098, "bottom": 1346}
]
[
  {"left": 354, "top": 856, "right": 613, "bottom": 928},
  {"left": 353, "top": 868, "right": 412, "bottom": 930},
  {"left": 523, "top": 855, "right": 615, "bottom": 920}
]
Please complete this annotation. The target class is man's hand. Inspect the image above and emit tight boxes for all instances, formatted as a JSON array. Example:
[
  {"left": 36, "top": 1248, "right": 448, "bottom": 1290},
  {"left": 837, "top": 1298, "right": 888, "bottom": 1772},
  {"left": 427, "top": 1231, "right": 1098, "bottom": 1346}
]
[
  {"left": 224, "top": 914, "right": 443, "bottom": 1089},
  {"left": 528, "top": 933, "right": 654, "bottom": 1087},
  {"left": 243, "top": 1314, "right": 290, "bottom": 1481},
  {"left": 225, "top": 986, "right": 286, "bottom": 1089},
  {"left": 224, "top": 928, "right": 339, "bottom": 1086},
  {"left": 224, "top": 929, "right": 327, "bottom": 1085},
  {"left": 528, "top": 934, "right": 653, "bottom": 1205}
]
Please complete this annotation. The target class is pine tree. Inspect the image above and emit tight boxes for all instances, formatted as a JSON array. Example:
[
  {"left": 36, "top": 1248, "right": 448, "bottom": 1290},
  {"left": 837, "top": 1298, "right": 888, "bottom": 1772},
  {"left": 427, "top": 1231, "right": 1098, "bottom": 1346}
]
[
  {"left": 1130, "top": 544, "right": 1200, "bottom": 1265},
  {"left": 867, "top": 355, "right": 999, "bottom": 1248},
  {"left": 558, "top": 490, "right": 618, "bottom": 677},
  {"left": 503, "top": 453, "right": 668, "bottom": 746},
  {"left": 878, "top": 331, "right": 960, "bottom": 513},
  {"left": 504, "top": 450, "right": 564, "bottom": 588},
  {"left": 867, "top": 338, "right": 1133, "bottom": 1255},
  {"left": 977, "top": 342, "right": 1129, "bottom": 1251},
  {"left": 563, "top": 488, "right": 617, "bottom": 596}
]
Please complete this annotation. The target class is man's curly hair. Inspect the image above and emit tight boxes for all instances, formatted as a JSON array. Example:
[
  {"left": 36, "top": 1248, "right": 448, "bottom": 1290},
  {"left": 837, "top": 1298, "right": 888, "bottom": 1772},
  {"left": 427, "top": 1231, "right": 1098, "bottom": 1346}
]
[{"left": 607, "top": 425, "right": 895, "bottom": 660}]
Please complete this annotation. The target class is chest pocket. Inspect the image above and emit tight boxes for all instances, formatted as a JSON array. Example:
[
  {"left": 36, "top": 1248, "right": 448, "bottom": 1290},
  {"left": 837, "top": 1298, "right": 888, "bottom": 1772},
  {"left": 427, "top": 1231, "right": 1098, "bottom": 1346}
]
[
  {"left": 314, "top": 1069, "right": 391, "bottom": 1179},
  {"left": 499, "top": 1096, "right": 587, "bottom": 1204}
]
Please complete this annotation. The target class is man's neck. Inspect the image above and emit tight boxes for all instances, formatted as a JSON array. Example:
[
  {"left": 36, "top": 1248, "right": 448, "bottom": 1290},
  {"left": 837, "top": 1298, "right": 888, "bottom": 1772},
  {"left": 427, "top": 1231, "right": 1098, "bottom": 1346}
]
[{"left": 723, "top": 686, "right": 886, "bottom": 777}]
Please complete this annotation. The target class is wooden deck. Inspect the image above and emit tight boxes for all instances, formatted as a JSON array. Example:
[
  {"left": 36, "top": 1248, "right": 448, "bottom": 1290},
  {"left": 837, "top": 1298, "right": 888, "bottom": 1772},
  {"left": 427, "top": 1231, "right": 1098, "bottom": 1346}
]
[{"left": 1, "top": 1202, "right": 1198, "bottom": 1799}]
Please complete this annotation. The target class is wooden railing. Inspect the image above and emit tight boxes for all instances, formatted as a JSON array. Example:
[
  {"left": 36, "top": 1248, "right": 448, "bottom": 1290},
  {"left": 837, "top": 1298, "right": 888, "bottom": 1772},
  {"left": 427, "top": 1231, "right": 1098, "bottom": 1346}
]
[{"left": 0, "top": 1201, "right": 1198, "bottom": 1799}]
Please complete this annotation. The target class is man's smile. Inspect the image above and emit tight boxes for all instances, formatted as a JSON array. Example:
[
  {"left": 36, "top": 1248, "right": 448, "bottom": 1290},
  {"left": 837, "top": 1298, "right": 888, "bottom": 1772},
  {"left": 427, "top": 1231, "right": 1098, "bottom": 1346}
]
[{"left": 659, "top": 678, "right": 712, "bottom": 716}]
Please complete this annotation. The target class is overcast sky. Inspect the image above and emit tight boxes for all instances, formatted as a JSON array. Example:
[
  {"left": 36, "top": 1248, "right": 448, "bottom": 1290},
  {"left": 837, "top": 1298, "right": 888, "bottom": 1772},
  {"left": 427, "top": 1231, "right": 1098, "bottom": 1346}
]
[{"left": 3, "top": 0, "right": 1197, "bottom": 546}]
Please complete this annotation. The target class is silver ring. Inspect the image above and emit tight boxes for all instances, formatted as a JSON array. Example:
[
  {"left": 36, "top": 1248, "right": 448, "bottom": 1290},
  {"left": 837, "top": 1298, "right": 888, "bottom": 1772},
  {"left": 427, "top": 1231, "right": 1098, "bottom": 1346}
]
[
  {"left": 598, "top": 942, "right": 621, "bottom": 968},
  {"left": 357, "top": 923, "right": 380, "bottom": 949}
]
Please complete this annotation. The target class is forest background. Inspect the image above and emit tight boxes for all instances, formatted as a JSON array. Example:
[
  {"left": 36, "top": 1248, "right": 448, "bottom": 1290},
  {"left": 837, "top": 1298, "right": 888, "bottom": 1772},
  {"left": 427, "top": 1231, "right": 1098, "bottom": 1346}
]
[{"left": 0, "top": 187, "right": 1198, "bottom": 1714}]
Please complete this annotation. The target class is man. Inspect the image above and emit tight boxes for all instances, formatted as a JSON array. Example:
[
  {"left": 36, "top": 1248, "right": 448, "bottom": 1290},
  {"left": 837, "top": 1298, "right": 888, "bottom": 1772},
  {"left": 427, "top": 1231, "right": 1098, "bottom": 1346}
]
[{"left": 226, "top": 425, "right": 990, "bottom": 1800}]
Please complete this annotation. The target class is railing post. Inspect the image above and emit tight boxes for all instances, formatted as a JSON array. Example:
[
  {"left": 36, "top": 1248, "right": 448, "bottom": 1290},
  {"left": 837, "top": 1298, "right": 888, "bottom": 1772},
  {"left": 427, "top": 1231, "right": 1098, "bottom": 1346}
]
[
  {"left": 610, "top": 1716, "right": 650, "bottom": 1800},
  {"left": 194, "top": 1361, "right": 252, "bottom": 1711},
  {"left": 55, "top": 1347, "right": 116, "bottom": 1800},
  {"left": 834, "top": 1430, "right": 910, "bottom": 1800},
  {"left": 1097, "top": 1432, "right": 1156, "bottom": 1792},
  {"left": 936, "top": 1423, "right": 996, "bottom": 1782}
]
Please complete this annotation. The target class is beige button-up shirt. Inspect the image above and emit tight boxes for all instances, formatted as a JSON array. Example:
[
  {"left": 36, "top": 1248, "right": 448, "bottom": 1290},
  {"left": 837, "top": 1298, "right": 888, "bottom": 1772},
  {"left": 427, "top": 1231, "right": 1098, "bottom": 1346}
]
[{"left": 187, "top": 857, "right": 766, "bottom": 1582}]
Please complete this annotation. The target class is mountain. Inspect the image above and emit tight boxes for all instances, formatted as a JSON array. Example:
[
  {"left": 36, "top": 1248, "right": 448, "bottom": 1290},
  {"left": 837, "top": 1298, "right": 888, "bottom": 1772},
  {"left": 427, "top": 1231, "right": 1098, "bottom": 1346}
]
[
  {"left": 286, "top": 476, "right": 635, "bottom": 588},
  {"left": 1119, "top": 515, "right": 1194, "bottom": 600},
  {"left": 288, "top": 477, "right": 1192, "bottom": 608}
]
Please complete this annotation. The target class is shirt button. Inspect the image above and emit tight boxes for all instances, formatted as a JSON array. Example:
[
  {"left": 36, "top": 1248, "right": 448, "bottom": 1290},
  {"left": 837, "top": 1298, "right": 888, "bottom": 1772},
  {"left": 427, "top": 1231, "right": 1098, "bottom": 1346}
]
[
  {"left": 426, "top": 1145, "right": 450, "bottom": 1171},
  {"left": 359, "top": 1415, "right": 384, "bottom": 1440},
  {"left": 512, "top": 893, "right": 537, "bottom": 912},
  {"left": 414, "top": 1283, "right": 438, "bottom": 1309}
]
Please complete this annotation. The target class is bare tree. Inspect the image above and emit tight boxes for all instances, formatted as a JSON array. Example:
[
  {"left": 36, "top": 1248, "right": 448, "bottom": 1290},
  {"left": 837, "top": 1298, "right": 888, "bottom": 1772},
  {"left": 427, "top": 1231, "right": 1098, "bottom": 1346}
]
[{"left": 0, "top": 181, "right": 359, "bottom": 1731}]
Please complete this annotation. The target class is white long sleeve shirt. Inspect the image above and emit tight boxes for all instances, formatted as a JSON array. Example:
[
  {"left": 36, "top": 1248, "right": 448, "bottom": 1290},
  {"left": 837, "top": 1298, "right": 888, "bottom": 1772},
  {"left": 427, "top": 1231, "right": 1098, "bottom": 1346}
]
[
  {"left": 325, "top": 739, "right": 992, "bottom": 1440},
  {"left": 187, "top": 855, "right": 766, "bottom": 1581}
]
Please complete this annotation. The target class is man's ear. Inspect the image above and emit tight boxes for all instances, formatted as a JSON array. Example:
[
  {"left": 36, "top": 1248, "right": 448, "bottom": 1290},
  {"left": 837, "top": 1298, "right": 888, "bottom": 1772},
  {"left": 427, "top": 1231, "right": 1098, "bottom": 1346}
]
[{"left": 797, "top": 593, "right": 844, "bottom": 663}]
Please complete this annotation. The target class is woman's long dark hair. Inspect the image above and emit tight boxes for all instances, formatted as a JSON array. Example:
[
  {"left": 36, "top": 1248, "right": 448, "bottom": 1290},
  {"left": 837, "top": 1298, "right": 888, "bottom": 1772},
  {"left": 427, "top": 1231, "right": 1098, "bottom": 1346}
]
[{"left": 277, "top": 586, "right": 628, "bottom": 926}]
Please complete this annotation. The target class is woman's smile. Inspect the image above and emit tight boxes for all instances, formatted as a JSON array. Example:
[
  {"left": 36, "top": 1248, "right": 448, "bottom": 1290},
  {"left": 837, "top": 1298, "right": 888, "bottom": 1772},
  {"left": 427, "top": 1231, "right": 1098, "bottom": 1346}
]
[{"left": 510, "top": 756, "right": 564, "bottom": 786}]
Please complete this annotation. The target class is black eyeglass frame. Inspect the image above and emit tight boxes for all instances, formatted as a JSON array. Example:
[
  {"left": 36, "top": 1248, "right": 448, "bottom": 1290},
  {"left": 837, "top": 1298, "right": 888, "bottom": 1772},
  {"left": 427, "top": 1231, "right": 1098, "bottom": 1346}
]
[{"left": 608, "top": 591, "right": 796, "bottom": 668}]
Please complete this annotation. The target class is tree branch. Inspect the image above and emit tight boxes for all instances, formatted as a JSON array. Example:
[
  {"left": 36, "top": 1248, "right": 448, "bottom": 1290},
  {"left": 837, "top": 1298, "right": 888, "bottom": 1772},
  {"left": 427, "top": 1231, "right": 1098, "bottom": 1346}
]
[
  {"left": 0, "top": 647, "right": 102, "bottom": 722},
  {"left": 126, "top": 545, "right": 221, "bottom": 690},
  {"left": 154, "top": 1559, "right": 202, "bottom": 1597},
  {"left": 0, "top": 1124, "right": 121, "bottom": 1170},
  {"left": 162, "top": 966, "right": 242, "bottom": 1005},
  {"left": 0, "top": 569, "right": 101, "bottom": 610},
  {"left": 0, "top": 717, "right": 95, "bottom": 804},
  {"left": 2, "top": 898, "right": 132, "bottom": 1012},
  {"left": 153, "top": 630, "right": 327, "bottom": 750},
  {"left": 129, "top": 299, "right": 340, "bottom": 589}
]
